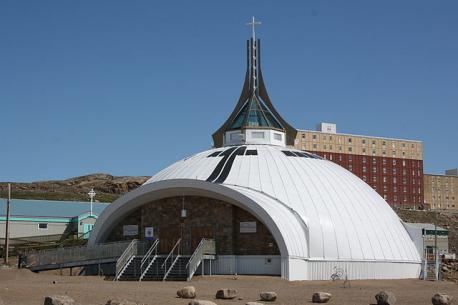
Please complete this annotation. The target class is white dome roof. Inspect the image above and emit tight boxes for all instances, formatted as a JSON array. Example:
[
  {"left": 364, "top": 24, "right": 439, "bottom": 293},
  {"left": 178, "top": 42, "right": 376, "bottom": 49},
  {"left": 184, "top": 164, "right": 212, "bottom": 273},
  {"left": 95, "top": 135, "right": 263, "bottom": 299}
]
[{"left": 146, "top": 144, "right": 420, "bottom": 263}]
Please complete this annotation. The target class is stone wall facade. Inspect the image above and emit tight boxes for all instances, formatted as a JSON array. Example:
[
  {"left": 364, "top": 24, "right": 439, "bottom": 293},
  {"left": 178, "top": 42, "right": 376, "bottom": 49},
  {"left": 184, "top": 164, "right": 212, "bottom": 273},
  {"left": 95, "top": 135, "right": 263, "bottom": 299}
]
[{"left": 106, "top": 196, "right": 279, "bottom": 255}]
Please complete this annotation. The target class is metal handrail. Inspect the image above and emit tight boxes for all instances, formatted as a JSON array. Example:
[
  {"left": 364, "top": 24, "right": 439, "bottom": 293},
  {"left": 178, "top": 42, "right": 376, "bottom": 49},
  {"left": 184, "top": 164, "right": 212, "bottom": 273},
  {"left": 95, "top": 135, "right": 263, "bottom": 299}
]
[
  {"left": 115, "top": 239, "right": 138, "bottom": 281},
  {"left": 186, "top": 238, "right": 215, "bottom": 280},
  {"left": 25, "top": 239, "right": 133, "bottom": 268},
  {"left": 161, "top": 238, "right": 181, "bottom": 281},
  {"left": 140, "top": 239, "right": 159, "bottom": 270},
  {"left": 161, "top": 238, "right": 181, "bottom": 269}
]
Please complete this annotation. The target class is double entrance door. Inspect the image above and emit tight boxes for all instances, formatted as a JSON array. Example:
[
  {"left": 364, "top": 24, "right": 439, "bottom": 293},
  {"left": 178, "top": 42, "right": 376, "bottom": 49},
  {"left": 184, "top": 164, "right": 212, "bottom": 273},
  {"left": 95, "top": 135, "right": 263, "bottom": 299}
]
[{"left": 158, "top": 225, "right": 214, "bottom": 255}]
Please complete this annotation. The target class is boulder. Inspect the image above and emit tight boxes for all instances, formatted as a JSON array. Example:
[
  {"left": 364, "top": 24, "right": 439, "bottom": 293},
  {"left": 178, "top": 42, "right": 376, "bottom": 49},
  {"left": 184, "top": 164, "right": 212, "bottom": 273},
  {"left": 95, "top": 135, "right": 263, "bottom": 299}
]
[
  {"left": 375, "top": 291, "right": 396, "bottom": 305},
  {"left": 106, "top": 300, "right": 138, "bottom": 305},
  {"left": 188, "top": 300, "right": 217, "bottom": 305},
  {"left": 432, "top": 294, "right": 453, "bottom": 305},
  {"left": 312, "top": 292, "right": 332, "bottom": 303},
  {"left": 177, "top": 286, "right": 197, "bottom": 299},
  {"left": 43, "top": 295, "right": 75, "bottom": 305},
  {"left": 246, "top": 303, "right": 264, "bottom": 305},
  {"left": 260, "top": 292, "right": 277, "bottom": 302},
  {"left": 215, "top": 289, "right": 238, "bottom": 299}
]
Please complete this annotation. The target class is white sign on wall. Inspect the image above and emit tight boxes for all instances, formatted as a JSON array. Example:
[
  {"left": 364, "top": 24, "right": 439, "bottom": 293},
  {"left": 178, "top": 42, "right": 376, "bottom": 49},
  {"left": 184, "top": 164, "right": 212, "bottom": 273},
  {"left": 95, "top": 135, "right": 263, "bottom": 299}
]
[
  {"left": 145, "top": 227, "right": 154, "bottom": 239},
  {"left": 123, "top": 225, "right": 138, "bottom": 236},
  {"left": 240, "top": 221, "right": 257, "bottom": 233}
]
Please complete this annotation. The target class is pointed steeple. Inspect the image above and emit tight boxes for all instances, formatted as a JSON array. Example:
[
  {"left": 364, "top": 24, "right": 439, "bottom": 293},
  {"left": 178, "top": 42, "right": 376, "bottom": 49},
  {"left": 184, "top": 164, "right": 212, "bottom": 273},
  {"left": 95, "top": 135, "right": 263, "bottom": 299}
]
[{"left": 212, "top": 18, "right": 297, "bottom": 147}]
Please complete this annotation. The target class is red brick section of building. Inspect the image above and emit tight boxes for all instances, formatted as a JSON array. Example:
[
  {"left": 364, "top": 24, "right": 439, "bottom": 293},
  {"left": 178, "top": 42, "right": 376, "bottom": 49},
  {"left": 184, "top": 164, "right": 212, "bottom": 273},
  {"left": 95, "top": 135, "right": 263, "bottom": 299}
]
[
  {"left": 295, "top": 124, "right": 424, "bottom": 209},
  {"left": 313, "top": 152, "right": 424, "bottom": 209}
]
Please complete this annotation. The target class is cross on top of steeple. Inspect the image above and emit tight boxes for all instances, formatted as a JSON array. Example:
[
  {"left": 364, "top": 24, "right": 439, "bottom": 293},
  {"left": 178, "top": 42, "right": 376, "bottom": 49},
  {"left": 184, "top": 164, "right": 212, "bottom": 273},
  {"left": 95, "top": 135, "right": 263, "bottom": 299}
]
[{"left": 246, "top": 16, "right": 261, "bottom": 41}]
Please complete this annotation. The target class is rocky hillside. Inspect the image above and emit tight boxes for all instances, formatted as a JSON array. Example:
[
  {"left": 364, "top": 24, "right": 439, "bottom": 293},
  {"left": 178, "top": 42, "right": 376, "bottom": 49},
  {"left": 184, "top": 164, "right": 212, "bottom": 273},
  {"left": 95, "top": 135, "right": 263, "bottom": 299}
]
[{"left": 0, "top": 173, "right": 149, "bottom": 203}]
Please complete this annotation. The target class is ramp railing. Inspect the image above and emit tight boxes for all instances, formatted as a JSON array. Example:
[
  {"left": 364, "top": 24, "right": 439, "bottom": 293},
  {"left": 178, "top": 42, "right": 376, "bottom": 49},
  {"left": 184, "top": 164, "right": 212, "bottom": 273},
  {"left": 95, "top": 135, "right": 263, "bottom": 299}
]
[{"left": 25, "top": 239, "right": 133, "bottom": 268}]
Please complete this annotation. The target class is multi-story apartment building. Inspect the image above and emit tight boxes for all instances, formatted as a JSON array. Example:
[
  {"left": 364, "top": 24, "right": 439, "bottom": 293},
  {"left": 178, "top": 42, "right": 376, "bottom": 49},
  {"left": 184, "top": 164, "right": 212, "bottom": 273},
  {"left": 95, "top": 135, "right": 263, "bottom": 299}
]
[
  {"left": 424, "top": 169, "right": 458, "bottom": 210},
  {"left": 294, "top": 123, "right": 424, "bottom": 209}
]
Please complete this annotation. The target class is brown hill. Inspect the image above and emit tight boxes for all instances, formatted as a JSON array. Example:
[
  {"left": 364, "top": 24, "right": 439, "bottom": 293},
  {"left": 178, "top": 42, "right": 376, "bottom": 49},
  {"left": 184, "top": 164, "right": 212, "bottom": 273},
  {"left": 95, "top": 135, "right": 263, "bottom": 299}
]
[{"left": 0, "top": 173, "right": 149, "bottom": 203}]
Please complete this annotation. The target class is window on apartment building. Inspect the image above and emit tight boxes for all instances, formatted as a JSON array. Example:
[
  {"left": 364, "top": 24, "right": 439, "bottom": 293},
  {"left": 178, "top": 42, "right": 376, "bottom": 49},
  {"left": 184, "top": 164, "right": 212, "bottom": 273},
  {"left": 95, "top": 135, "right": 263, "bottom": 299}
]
[
  {"left": 348, "top": 147, "right": 352, "bottom": 152},
  {"left": 329, "top": 154, "right": 333, "bottom": 161},
  {"left": 383, "top": 177, "right": 387, "bottom": 183},
  {"left": 393, "top": 159, "right": 397, "bottom": 166},
  {"left": 339, "top": 155, "right": 342, "bottom": 161},
  {"left": 394, "top": 186, "right": 398, "bottom": 193},
  {"left": 393, "top": 168, "right": 397, "bottom": 174},
  {"left": 348, "top": 138, "right": 352, "bottom": 143},
  {"left": 372, "top": 150, "right": 376, "bottom": 155},
  {"left": 413, "top": 178, "right": 416, "bottom": 185},
  {"left": 324, "top": 145, "right": 327, "bottom": 150},
  {"left": 384, "top": 194, "right": 388, "bottom": 200},
  {"left": 393, "top": 177, "right": 397, "bottom": 183},
  {"left": 329, "top": 145, "right": 332, "bottom": 150},
  {"left": 313, "top": 134, "right": 317, "bottom": 140},
  {"left": 363, "top": 175, "right": 367, "bottom": 181},
  {"left": 313, "top": 144, "right": 317, "bottom": 149},
  {"left": 362, "top": 139, "right": 366, "bottom": 144},
  {"left": 349, "top": 164, "right": 353, "bottom": 171},
  {"left": 403, "top": 178, "right": 407, "bottom": 184},
  {"left": 373, "top": 167, "right": 377, "bottom": 173},
  {"left": 382, "top": 159, "right": 386, "bottom": 165},
  {"left": 372, "top": 158, "right": 377, "bottom": 164},
  {"left": 392, "top": 151, "right": 396, "bottom": 157},
  {"left": 373, "top": 176, "right": 377, "bottom": 182},
  {"left": 302, "top": 134, "right": 305, "bottom": 138},
  {"left": 329, "top": 136, "right": 332, "bottom": 141},
  {"left": 402, "top": 143, "right": 406, "bottom": 148},
  {"left": 362, "top": 157, "right": 367, "bottom": 163},
  {"left": 349, "top": 155, "right": 352, "bottom": 161},
  {"left": 403, "top": 169, "right": 407, "bottom": 176},
  {"left": 403, "top": 196, "right": 407, "bottom": 202},
  {"left": 402, "top": 152, "right": 406, "bottom": 156},
  {"left": 382, "top": 141, "right": 386, "bottom": 146},
  {"left": 411, "top": 143, "right": 415, "bottom": 148},
  {"left": 382, "top": 151, "right": 386, "bottom": 156},
  {"left": 362, "top": 148, "right": 366, "bottom": 153},
  {"left": 372, "top": 140, "right": 376, "bottom": 145},
  {"left": 394, "top": 195, "right": 398, "bottom": 202},
  {"left": 383, "top": 167, "right": 387, "bottom": 174},
  {"left": 402, "top": 160, "right": 406, "bottom": 167},
  {"left": 363, "top": 166, "right": 367, "bottom": 173},
  {"left": 373, "top": 185, "right": 377, "bottom": 190},
  {"left": 339, "top": 146, "right": 342, "bottom": 151}
]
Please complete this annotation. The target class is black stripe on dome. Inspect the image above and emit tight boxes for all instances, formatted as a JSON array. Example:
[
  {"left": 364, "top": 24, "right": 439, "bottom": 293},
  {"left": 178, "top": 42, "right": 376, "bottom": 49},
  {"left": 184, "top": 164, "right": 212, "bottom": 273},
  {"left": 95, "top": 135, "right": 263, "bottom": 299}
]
[
  {"left": 214, "top": 146, "right": 247, "bottom": 184},
  {"left": 206, "top": 147, "right": 238, "bottom": 182},
  {"left": 207, "top": 151, "right": 222, "bottom": 157}
]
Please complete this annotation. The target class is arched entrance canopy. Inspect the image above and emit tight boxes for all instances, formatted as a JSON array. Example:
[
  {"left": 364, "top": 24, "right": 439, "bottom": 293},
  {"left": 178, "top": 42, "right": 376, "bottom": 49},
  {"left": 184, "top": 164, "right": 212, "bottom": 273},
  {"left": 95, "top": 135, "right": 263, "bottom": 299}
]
[{"left": 88, "top": 179, "right": 309, "bottom": 259}]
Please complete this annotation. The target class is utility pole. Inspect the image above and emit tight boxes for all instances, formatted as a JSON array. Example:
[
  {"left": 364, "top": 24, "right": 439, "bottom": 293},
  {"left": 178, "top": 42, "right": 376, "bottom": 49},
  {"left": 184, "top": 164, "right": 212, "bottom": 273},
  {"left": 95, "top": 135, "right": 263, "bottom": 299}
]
[{"left": 3, "top": 183, "right": 11, "bottom": 265}]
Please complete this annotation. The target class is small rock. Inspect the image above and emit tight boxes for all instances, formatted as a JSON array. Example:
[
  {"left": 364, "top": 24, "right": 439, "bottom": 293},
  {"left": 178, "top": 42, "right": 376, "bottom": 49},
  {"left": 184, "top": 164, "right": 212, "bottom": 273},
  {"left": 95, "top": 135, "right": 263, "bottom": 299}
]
[
  {"left": 106, "top": 300, "right": 138, "bottom": 305},
  {"left": 216, "top": 289, "right": 238, "bottom": 299},
  {"left": 188, "top": 300, "right": 217, "bottom": 305},
  {"left": 375, "top": 291, "right": 396, "bottom": 305},
  {"left": 432, "top": 293, "right": 452, "bottom": 305},
  {"left": 43, "top": 295, "right": 75, "bottom": 305},
  {"left": 312, "top": 292, "right": 332, "bottom": 303},
  {"left": 260, "top": 292, "right": 277, "bottom": 302},
  {"left": 246, "top": 302, "right": 264, "bottom": 305},
  {"left": 178, "top": 286, "right": 197, "bottom": 299}
]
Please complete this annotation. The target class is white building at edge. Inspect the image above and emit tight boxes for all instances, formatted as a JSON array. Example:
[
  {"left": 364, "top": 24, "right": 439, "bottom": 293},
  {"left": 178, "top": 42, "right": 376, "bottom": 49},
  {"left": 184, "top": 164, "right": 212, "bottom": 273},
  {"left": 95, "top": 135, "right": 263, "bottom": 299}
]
[{"left": 89, "top": 22, "right": 421, "bottom": 281}]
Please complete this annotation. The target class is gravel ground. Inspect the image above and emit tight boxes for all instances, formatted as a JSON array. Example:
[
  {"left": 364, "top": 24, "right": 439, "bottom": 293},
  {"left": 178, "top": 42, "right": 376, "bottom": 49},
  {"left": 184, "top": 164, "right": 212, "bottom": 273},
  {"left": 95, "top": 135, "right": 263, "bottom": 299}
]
[{"left": 0, "top": 268, "right": 456, "bottom": 305}]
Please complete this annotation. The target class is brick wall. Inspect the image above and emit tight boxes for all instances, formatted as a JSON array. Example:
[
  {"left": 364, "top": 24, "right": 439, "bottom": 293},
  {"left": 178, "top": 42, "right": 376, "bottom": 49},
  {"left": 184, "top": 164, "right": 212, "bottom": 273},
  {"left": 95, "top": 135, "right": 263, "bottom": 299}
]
[{"left": 106, "top": 196, "right": 279, "bottom": 256}]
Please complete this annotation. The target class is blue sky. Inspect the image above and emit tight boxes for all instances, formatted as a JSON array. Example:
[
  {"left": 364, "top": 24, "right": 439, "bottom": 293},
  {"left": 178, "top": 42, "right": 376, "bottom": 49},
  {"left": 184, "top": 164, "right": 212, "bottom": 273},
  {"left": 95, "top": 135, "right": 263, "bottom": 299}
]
[{"left": 0, "top": 1, "right": 457, "bottom": 182}]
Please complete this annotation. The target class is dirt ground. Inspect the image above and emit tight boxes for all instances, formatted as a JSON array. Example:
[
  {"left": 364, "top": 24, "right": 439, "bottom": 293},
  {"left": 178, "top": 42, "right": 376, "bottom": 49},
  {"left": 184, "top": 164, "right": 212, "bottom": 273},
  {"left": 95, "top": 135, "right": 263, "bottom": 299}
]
[{"left": 0, "top": 268, "right": 456, "bottom": 305}]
